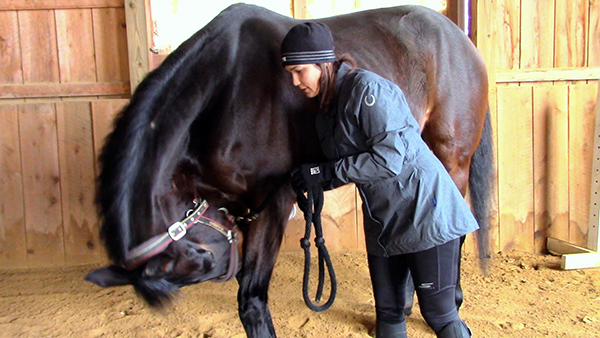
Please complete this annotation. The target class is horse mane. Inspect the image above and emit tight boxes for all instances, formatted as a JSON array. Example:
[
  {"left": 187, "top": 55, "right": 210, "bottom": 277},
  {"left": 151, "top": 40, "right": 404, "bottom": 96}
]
[{"left": 96, "top": 4, "right": 252, "bottom": 265}]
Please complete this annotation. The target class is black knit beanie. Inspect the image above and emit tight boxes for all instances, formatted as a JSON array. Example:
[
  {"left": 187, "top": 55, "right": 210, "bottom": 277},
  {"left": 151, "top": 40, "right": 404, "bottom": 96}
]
[{"left": 280, "top": 22, "right": 336, "bottom": 66}]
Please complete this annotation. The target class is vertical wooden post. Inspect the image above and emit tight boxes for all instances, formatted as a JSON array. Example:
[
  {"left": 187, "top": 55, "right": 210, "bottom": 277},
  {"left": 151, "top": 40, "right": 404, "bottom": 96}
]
[
  {"left": 293, "top": 0, "right": 308, "bottom": 19},
  {"left": 587, "top": 82, "right": 600, "bottom": 252},
  {"left": 124, "top": 0, "right": 151, "bottom": 93}
]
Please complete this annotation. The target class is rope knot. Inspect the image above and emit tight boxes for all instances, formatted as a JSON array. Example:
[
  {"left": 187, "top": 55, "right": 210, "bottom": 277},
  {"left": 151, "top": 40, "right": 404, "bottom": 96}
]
[
  {"left": 300, "top": 238, "right": 311, "bottom": 248},
  {"left": 314, "top": 237, "right": 325, "bottom": 246}
]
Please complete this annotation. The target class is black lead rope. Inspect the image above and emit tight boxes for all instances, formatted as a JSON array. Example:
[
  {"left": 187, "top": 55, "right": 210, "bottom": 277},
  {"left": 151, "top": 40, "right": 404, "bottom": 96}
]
[
  {"left": 234, "top": 173, "right": 337, "bottom": 312},
  {"left": 235, "top": 175, "right": 291, "bottom": 224},
  {"left": 295, "top": 184, "right": 337, "bottom": 312}
]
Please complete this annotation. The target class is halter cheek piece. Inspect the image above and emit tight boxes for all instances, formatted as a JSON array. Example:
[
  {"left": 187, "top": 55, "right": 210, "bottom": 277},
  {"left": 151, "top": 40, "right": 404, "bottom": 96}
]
[{"left": 124, "top": 198, "right": 241, "bottom": 282}]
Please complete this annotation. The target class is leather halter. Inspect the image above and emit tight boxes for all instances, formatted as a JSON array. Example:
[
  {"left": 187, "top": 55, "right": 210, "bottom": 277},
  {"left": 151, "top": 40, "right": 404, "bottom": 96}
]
[{"left": 124, "top": 198, "right": 241, "bottom": 282}]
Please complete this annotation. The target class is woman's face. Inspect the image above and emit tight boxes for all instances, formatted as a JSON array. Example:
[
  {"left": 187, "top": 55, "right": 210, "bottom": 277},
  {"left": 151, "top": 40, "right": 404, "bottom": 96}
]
[{"left": 284, "top": 64, "right": 322, "bottom": 98}]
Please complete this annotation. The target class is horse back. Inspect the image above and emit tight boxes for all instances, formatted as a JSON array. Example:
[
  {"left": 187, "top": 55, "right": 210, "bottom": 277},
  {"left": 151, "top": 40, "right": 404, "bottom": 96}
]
[{"left": 324, "top": 5, "right": 488, "bottom": 128}]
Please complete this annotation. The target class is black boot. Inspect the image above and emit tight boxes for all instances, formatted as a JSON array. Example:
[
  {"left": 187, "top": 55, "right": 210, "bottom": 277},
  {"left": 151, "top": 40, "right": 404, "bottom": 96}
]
[
  {"left": 436, "top": 321, "right": 471, "bottom": 338},
  {"left": 374, "top": 320, "right": 407, "bottom": 338}
]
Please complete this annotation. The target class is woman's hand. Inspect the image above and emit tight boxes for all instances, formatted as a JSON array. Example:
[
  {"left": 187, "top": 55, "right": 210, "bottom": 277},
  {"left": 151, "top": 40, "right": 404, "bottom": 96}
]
[{"left": 291, "top": 162, "right": 335, "bottom": 192}]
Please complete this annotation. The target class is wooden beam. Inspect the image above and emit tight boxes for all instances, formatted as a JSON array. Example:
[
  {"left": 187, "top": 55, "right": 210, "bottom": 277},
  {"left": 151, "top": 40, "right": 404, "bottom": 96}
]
[
  {"left": 0, "top": 82, "right": 130, "bottom": 99},
  {"left": 0, "top": 0, "right": 123, "bottom": 10},
  {"left": 124, "top": 0, "right": 151, "bottom": 93},
  {"left": 547, "top": 237, "right": 593, "bottom": 255},
  {"left": 496, "top": 67, "right": 600, "bottom": 83},
  {"left": 587, "top": 82, "right": 600, "bottom": 251},
  {"left": 547, "top": 238, "right": 600, "bottom": 270}
]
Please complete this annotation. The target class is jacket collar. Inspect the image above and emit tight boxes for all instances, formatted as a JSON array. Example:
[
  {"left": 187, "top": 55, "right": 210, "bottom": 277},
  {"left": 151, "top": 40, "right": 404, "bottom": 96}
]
[{"left": 335, "top": 62, "right": 353, "bottom": 88}]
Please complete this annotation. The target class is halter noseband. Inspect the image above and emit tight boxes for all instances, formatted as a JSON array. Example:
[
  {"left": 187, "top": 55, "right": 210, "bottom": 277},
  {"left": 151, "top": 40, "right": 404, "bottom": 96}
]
[{"left": 124, "top": 198, "right": 241, "bottom": 282}]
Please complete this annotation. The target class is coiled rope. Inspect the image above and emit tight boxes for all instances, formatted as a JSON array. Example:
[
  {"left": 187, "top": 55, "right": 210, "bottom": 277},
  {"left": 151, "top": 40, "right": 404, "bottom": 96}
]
[{"left": 294, "top": 184, "right": 337, "bottom": 312}]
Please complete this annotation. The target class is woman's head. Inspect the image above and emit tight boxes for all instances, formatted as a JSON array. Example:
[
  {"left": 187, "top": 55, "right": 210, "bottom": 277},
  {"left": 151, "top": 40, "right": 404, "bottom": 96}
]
[
  {"left": 280, "top": 22, "right": 355, "bottom": 109},
  {"left": 280, "top": 22, "right": 335, "bottom": 99}
]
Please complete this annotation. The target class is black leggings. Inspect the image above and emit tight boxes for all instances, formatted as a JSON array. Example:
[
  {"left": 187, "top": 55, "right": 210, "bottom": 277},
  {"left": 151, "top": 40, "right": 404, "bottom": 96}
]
[{"left": 367, "top": 238, "right": 462, "bottom": 333}]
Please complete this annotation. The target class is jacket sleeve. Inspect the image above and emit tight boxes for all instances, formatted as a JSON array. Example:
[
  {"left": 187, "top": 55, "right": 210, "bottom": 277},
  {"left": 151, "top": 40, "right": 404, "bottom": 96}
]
[{"left": 333, "top": 79, "right": 415, "bottom": 185}]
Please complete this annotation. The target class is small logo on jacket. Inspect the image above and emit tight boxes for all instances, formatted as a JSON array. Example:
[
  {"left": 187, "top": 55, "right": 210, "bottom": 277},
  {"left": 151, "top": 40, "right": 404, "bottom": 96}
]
[
  {"left": 364, "top": 94, "right": 376, "bottom": 107},
  {"left": 418, "top": 282, "right": 435, "bottom": 290},
  {"left": 310, "top": 166, "right": 321, "bottom": 175}
]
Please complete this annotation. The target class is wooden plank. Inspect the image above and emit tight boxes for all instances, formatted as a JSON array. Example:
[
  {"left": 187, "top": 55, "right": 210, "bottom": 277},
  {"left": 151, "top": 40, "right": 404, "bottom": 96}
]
[
  {"left": 569, "top": 83, "right": 599, "bottom": 247},
  {"left": 284, "top": 211, "right": 304, "bottom": 251},
  {"left": 533, "top": 84, "right": 569, "bottom": 252},
  {"left": 547, "top": 238, "right": 600, "bottom": 270},
  {"left": 589, "top": 0, "right": 600, "bottom": 67},
  {"left": 561, "top": 252, "right": 600, "bottom": 270},
  {"left": 125, "top": 0, "right": 151, "bottom": 93},
  {"left": 547, "top": 237, "right": 593, "bottom": 255},
  {"left": 555, "top": 0, "right": 588, "bottom": 68},
  {"left": 0, "top": 11, "right": 23, "bottom": 84},
  {"left": 320, "top": 185, "right": 358, "bottom": 252},
  {"left": 0, "top": 105, "right": 27, "bottom": 268},
  {"left": 497, "top": 85, "right": 534, "bottom": 252},
  {"left": 18, "top": 103, "right": 64, "bottom": 267},
  {"left": 283, "top": 185, "right": 358, "bottom": 252},
  {"left": 520, "top": 0, "right": 554, "bottom": 69},
  {"left": 56, "top": 9, "right": 97, "bottom": 83},
  {"left": 0, "top": 0, "right": 123, "bottom": 10},
  {"left": 93, "top": 8, "right": 130, "bottom": 82},
  {"left": 17, "top": 10, "right": 59, "bottom": 84},
  {"left": 496, "top": 0, "right": 520, "bottom": 70},
  {"left": 293, "top": 0, "right": 309, "bottom": 19},
  {"left": 0, "top": 82, "right": 130, "bottom": 99},
  {"left": 355, "top": 185, "right": 365, "bottom": 251},
  {"left": 56, "top": 102, "right": 102, "bottom": 265},
  {"left": 588, "top": 83, "right": 600, "bottom": 251},
  {"left": 496, "top": 68, "right": 600, "bottom": 83}
]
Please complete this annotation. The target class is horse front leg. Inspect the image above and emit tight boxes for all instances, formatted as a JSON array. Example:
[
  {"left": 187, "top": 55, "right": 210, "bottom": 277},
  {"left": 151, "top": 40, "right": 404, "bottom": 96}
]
[{"left": 236, "top": 200, "right": 290, "bottom": 338}]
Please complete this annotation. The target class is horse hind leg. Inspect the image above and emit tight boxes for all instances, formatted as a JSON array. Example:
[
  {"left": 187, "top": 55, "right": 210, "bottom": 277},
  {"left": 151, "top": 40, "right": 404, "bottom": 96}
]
[{"left": 418, "top": 97, "right": 487, "bottom": 314}]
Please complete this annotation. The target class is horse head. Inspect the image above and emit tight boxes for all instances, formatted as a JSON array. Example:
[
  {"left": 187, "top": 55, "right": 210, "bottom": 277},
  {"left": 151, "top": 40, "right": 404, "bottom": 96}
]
[{"left": 85, "top": 168, "right": 244, "bottom": 306}]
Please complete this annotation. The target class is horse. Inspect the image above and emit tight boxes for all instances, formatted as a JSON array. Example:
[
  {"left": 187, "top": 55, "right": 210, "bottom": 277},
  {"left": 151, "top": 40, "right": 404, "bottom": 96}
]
[{"left": 85, "top": 4, "right": 492, "bottom": 337}]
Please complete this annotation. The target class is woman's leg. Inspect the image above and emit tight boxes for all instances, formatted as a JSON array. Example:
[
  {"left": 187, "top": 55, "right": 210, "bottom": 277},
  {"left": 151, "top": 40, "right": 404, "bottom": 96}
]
[
  {"left": 407, "top": 238, "right": 471, "bottom": 337},
  {"left": 367, "top": 254, "right": 409, "bottom": 337}
]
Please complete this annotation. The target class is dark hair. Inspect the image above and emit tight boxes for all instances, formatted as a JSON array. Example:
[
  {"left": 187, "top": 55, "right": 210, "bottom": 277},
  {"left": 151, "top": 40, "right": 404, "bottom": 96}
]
[{"left": 317, "top": 53, "right": 357, "bottom": 111}]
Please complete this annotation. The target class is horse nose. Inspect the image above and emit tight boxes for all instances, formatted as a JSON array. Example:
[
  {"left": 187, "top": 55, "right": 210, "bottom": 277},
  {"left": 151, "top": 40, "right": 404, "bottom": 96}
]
[
  {"left": 187, "top": 246, "right": 212, "bottom": 259},
  {"left": 186, "top": 247, "right": 215, "bottom": 271}
]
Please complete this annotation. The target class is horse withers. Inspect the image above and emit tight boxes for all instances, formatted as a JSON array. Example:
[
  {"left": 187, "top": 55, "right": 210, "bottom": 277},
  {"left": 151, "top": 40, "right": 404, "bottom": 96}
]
[{"left": 86, "top": 4, "right": 492, "bottom": 337}]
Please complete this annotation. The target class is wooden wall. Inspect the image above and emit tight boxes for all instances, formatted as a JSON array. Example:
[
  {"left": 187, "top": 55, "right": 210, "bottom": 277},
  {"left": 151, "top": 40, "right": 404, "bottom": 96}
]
[
  {"left": 475, "top": 0, "right": 599, "bottom": 254},
  {"left": 1, "top": 0, "right": 598, "bottom": 268},
  {"left": 0, "top": 0, "right": 130, "bottom": 268}
]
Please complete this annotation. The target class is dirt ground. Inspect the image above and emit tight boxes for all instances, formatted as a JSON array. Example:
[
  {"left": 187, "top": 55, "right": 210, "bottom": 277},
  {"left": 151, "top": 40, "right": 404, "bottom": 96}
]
[{"left": 1, "top": 250, "right": 599, "bottom": 338}]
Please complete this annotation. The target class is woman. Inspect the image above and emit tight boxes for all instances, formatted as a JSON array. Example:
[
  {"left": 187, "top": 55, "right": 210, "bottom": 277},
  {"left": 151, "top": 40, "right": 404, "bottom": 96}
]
[{"left": 281, "top": 22, "right": 477, "bottom": 338}]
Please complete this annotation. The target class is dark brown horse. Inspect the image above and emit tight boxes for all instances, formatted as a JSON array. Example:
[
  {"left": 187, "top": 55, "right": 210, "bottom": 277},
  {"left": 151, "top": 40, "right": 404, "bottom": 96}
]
[{"left": 85, "top": 4, "right": 492, "bottom": 337}]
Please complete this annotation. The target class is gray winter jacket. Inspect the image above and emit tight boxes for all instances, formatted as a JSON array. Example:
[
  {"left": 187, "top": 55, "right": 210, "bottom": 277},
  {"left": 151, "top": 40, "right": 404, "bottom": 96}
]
[{"left": 315, "top": 66, "right": 478, "bottom": 256}]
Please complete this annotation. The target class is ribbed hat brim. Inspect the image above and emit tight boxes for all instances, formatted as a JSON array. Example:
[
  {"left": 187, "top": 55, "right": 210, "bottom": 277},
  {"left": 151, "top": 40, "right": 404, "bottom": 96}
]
[{"left": 282, "top": 50, "right": 336, "bottom": 65}]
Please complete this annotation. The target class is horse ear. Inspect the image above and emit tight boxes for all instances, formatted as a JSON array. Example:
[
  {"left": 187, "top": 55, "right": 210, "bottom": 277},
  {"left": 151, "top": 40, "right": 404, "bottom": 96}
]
[{"left": 85, "top": 265, "right": 134, "bottom": 287}]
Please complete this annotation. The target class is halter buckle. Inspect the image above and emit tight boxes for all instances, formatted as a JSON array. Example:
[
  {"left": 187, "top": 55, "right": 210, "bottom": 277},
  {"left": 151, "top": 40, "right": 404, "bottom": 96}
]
[
  {"left": 168, "top": 221, "right": 187, "bottom": 241},
  {"left": 226, "top": 229, "right": 235, "bottom": 243}
]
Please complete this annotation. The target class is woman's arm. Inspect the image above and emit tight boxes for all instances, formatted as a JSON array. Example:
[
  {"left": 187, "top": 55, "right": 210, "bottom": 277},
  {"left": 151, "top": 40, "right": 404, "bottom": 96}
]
[{"left": 334, "top": 80, "right": 415, "bottom": 185}]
